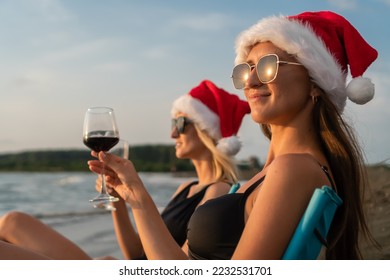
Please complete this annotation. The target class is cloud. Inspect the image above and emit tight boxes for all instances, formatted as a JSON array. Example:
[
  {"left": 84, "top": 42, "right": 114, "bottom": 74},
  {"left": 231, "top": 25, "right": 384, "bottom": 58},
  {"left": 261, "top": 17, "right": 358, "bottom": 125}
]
[
  {"left": 95, "top": 61, "right": 130, "bottom": 72},
  {"left": 3, "top": 68, "right": 56, "bottom": 97},
  {"left": 141, "top": 45, "right": 175, "bottom": 60},
  {"left": 327, "top": 0, "right": 357, "bottom": 10},
  {"left": 39, "top": 37, "right": 128, "bottom": 64},
  {"left": 168, "top": 13, "right": 232, "bottom": 32},
  {"left": 381, "top": 0, "right": 390, "bottom": 6},
  {"left": 29, "top": 0, "right": 73, "bottom": 22},
  {"left": 0, "top": 0, "right": 74, "bottom": 23}
]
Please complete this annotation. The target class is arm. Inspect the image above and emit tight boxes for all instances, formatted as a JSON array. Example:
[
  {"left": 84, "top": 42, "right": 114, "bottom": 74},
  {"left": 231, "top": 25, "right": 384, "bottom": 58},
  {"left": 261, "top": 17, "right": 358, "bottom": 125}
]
[
  {"left": 89, "top": 152, "right": 188, "bottom": 260},
  {"left": 111, "top": 198, "right": 144, "bottom": 259},
  {"left": 232, "top": 155, "right": 331, "bottom": 259},
  {"left": 92, "top": 153, "right": 144, "bottom": 259}
]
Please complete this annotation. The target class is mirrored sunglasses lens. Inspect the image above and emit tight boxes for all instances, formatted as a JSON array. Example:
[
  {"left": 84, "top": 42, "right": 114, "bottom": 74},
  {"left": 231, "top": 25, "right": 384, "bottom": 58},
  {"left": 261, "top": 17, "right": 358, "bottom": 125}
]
[
  {"left": 171, "top": 119, "right": 177, "bottom": 131},
  {"left": 257, "top": 55, "right": 278, "bottom": 83},
  {"left": 232, "top": 64, "right": 250, "bottom": 89},
  {"left": 176, "top": 117, "right": 186, "bottom": 133}
]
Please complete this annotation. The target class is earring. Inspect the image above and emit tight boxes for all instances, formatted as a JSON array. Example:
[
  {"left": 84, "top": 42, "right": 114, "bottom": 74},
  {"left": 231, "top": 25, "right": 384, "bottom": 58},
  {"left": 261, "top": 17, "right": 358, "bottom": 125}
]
[{"left": 311, "top": 95, "right": 318, "bottom": 105}]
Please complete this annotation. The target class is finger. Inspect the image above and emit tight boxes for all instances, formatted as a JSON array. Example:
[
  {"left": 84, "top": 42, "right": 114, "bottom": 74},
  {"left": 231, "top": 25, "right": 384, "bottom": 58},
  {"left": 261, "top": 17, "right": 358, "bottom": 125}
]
[
  {"left": 91, "top": 151, "right": 99, "bottom": 158},
  {"left": 105, "top": 175, "right": 119, "bottom": 187},
  {"left": 95, "top": 175, "right": 117, "bottom": 193},
  {"left": 95, "top": 177, "right": 101, "bottom": 192},
  {"left": 88, "top": 160, "right": 115, "bottom": 176},
  {"left": 88, "top": 163, "right": 103, "bottom": 175},
  {"left": 99, "top": 152, "right": 132, "bottom": 174}
]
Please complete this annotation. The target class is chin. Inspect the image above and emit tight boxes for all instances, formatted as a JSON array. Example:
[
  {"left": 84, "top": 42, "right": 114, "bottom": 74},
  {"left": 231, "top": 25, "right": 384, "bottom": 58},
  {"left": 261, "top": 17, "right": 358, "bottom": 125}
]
[
  {"left": 250, "top": 112, "right": 265, "bottom": 125},
  {"left": 175, "top": 150, "right": 186, "bottom": 159}
]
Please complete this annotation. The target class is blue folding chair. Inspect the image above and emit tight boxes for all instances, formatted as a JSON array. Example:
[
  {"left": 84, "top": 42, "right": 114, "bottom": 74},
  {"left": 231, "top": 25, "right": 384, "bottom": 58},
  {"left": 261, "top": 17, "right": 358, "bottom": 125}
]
[
  {"left": 228, "top": 183, "right": 241, "bottom": 194},
  {"left": 282, "top": 185, "right": 343, "bottom": 259}
]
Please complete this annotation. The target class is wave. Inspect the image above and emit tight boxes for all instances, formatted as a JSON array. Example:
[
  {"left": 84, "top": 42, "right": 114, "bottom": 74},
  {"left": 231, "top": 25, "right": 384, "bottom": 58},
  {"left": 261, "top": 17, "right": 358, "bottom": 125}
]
[
  {"left": 34, "top": 210, "right": 110, "bottom": 219},
  {"left": 33, "top": 210, "right": 114, "bottom": 227}
]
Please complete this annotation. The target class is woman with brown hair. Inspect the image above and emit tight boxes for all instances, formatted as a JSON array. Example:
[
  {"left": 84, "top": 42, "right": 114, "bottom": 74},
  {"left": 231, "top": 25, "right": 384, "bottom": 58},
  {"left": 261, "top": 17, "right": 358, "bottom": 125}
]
[{"left": 94, "top": 11, "right": 378, "bottom": 259}]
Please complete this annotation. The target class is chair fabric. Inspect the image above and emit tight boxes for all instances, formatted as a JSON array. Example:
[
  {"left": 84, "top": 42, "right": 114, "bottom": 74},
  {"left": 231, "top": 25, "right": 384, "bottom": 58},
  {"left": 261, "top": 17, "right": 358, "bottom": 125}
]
[{"left": 282, "top": 185, "right": 343, "bottom": 260}]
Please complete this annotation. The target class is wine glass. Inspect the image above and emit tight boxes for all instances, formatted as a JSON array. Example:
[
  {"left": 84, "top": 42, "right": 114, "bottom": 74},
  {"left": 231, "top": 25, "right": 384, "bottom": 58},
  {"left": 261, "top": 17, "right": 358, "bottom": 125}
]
[
  {"left": 83, "top": 107, "right": 120, "bottom": 210},
  {"left": 97, "top": 139, "right": 129, "bottom": 210}
]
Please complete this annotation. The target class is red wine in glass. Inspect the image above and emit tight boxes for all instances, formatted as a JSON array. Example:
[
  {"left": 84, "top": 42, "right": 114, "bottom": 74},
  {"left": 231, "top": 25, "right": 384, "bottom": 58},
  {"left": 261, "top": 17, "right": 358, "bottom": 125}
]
[
  {"left": 83, "top": 108, "right": 120, "bottom": 210},
  {"left": 83, "top": 134, "right": 120, "bottom": 152}
]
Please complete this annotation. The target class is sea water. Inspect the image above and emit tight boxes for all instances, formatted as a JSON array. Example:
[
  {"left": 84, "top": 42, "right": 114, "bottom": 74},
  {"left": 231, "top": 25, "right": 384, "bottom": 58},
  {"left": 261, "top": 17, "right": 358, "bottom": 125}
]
[
  {"left": 0, "top": 172, "right": 195, "bottom": 258},
  {"left": 0, "top": 172, "right": 191, "bottom": 216}
]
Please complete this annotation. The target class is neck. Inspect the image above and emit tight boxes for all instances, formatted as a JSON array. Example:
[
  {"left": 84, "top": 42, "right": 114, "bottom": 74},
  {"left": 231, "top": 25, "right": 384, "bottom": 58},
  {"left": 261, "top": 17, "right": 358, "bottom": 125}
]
[
  {"left": 264, "top": 109, "right": 321, "bottom": 168},
  {"left": 192, "top": 158, "right": 217, "bottom": 185}
]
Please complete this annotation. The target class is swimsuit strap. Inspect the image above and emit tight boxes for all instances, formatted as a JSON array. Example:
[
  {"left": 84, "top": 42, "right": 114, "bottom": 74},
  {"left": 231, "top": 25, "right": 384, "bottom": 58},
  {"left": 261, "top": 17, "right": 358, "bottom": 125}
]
[
  {"left": 319, "top": 165, "right": 338, "bottom": 193},
  {"left": 184, "top": 180, "right": 224, "bottom": 198},
  {"left": 173, "top": 181, "right": 199, "bottom": 198},
  {"left": 242, "top": 176, "right": 265, "bottom": 198},
  {"left": 197, "top": 181, "right": 218, "bottom": 194}
]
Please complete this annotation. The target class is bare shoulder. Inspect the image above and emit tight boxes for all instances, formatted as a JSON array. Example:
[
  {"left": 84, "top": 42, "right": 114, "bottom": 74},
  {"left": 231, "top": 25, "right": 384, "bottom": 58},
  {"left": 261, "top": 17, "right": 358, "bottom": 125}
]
[
  {"left": 269, "top": 153, "right": 322, "bottom": 173},
  {"left": 202, "top": 181, "right": 231, "bottom": 202},
  {"left": 264, "top": 153, "right": 328, "bottom": 195}
]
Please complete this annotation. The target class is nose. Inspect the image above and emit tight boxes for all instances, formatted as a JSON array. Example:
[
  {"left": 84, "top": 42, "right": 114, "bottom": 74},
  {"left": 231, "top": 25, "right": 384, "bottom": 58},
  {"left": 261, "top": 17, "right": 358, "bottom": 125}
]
[
  {"left": 171, "top": 126, "right": 179, "bottom": 139},
  {"left": 246, "top": 65, "right": 263, "bottom": 89}
]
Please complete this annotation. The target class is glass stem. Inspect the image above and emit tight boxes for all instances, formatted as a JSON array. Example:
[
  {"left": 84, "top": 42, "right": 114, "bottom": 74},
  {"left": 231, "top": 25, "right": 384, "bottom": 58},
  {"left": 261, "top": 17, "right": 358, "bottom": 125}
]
[{"left": 100, "top": 163, "right": 108, "bottom": 195}]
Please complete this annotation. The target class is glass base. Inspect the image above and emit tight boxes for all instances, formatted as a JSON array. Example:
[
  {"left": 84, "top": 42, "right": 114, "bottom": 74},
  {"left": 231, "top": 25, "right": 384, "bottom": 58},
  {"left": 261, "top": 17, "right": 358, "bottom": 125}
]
[
  {"left": 89, "top": 194, "right": 119, "bottom": 211},
  {"left": 89, "top": 193, "right": 119, "bottom": 203},
  {"left": 92, "top": 201, "right": 116, "bottom": 211}
]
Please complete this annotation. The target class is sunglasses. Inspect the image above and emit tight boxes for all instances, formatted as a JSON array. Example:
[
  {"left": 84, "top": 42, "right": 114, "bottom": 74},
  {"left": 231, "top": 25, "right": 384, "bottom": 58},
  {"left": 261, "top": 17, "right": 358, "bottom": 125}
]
[
  {"left": 171, "top": 116, "right": 192, "bottom": 134},
  {"left": 231, "top": 54, "right": 302, "bottom": 89}
]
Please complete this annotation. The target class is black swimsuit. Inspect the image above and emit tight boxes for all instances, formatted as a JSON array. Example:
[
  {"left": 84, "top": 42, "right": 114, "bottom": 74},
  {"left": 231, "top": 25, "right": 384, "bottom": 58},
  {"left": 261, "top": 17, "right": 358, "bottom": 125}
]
[
  {"left": 161, "top": 181, "right": 213, "bottom": 247},
  {"left": 187, "top": 177, "right": 265, "bottom": 260},
  {"left": 187, "top": 164, "right": 335, "bottom": 260}
]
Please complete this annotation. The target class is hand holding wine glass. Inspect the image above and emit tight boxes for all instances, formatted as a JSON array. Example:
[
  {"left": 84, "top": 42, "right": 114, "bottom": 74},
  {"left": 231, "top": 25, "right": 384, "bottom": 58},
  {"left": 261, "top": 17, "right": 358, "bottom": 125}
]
[{"left": 83, "top": 107, "right": 120, "bottom": 210}]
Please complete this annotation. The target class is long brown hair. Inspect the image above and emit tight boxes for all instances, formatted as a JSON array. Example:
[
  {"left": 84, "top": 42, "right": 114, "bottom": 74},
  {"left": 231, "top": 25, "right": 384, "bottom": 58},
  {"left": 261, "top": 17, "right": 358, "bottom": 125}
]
[
  {"left": 260, "top": 91, "right": 376, "bottom": 259},
  {"left": 314, "top": 93, "right": 377, "bottom": 259}
]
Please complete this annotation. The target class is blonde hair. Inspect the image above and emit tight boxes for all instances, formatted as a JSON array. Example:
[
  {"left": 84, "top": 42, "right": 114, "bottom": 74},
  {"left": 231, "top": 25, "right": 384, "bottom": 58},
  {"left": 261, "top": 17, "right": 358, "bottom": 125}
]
[{"left": 194, "top": 125, "right": 239, "bottom": 184}]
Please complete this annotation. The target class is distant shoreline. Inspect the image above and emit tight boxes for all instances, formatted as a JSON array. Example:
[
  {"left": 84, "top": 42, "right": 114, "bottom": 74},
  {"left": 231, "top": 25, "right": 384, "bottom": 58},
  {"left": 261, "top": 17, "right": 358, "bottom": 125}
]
[{"left": 0, "top": 147, "right": 263, "bottom": 179}]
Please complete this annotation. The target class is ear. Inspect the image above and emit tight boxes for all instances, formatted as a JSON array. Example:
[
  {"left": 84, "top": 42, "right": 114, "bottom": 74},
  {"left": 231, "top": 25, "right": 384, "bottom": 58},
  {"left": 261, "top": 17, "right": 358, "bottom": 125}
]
[{"left": 310, "top": 83, "right": 321, "bottom": 97}]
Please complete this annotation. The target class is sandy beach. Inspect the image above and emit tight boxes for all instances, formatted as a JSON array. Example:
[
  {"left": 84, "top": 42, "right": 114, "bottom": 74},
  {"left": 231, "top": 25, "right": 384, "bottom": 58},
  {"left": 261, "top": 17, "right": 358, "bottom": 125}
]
[
  {"left": 47, "top": 165, "right": 390, "bottom": 260},
  {"left": 361, "top": 165, "right": 390, "bottom": 259}
]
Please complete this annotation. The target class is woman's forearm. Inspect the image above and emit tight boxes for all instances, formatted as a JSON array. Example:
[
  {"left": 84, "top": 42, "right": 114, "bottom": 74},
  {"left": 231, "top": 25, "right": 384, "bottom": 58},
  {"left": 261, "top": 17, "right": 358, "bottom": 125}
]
[
  {"left": 128, "top": 186, "right": 188, "bottom": 260},
  {"left": 111, "top": 199, "right": 144, "bottom": 259}
]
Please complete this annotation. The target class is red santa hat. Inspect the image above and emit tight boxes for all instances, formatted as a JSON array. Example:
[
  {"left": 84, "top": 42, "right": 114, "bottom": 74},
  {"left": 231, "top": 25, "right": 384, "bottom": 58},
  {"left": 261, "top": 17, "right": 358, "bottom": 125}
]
[
  {"left": 235, "top": 11, "right": 378, "bottom": 113},
  {"left": 171, "top": 80, "right": 250, "bottom": 156}
]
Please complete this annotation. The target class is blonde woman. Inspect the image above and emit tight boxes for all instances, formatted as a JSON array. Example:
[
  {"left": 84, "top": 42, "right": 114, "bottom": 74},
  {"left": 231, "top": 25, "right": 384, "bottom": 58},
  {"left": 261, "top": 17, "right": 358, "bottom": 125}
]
[
  {"left": 97, "top": 80, "right": 250, "bottom": 259},
  {"left": 0, "top": 80, "right": 250, "bottom": 259}
]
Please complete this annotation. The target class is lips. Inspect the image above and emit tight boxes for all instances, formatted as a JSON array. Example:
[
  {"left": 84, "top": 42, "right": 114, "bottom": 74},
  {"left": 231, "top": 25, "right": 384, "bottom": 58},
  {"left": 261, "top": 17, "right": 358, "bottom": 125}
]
[
  {"left": 246, "top": 90, "right": 271, "bottom": 101},
  {"left": 175, "top": 141, "right": 182, "bottom": 148}
]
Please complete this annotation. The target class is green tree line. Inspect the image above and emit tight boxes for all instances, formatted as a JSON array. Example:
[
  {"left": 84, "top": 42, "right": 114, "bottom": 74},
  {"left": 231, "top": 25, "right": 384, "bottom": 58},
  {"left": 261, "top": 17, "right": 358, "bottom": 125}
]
[
  {"left": 0, "top": 145, "right": 196, "bottom": 172},
  {"left": 0, "top": 144, "right": 263, "bottom": 176}
]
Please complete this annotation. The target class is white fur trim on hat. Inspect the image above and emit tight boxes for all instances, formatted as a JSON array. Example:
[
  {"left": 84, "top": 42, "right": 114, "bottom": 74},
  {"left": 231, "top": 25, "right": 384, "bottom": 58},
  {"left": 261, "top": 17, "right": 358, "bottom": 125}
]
[
  {"left": 217, "top": 136, "right": 242, "bottom": 156},
  {"left": 235, "top": 15, "right": 347, "bottom": 112},
  {"left": 171, "top": 94, "right": 222, "bottom": 140}
]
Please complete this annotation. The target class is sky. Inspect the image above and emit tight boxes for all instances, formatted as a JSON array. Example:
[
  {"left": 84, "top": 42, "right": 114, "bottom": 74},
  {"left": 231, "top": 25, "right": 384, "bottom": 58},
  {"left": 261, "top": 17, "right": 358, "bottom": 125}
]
[{"left": 0, "top": 0, "right": 389, "bottom": 165}]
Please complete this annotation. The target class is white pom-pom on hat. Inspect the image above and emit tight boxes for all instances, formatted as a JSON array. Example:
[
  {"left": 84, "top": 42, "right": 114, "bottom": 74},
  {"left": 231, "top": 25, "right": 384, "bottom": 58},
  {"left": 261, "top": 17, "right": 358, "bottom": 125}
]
[
  {"left": 346, "top": 76, "right": 375, "bottom": 105},
  {"left": 216, "top": 136, "right": 242, "bottom": 157}
]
